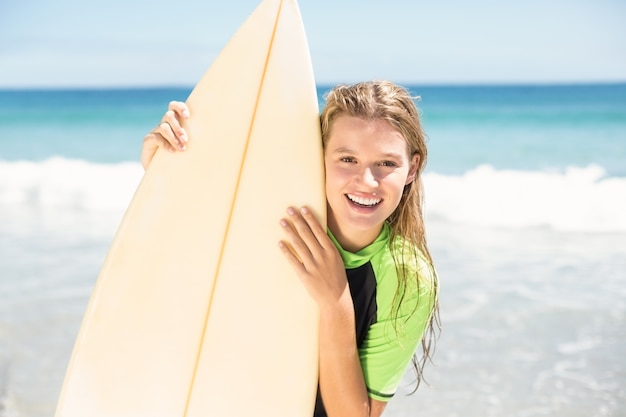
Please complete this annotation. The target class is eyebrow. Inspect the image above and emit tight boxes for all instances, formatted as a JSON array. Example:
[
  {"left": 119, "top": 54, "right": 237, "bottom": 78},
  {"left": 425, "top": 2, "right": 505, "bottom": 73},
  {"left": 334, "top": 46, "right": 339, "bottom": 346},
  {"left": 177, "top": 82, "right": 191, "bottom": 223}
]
[
  {"left": 330, "top": 146, "right": 355, "bottom": 155},
  {"left": 330, "top": 146, "right": 405, "bottom": 160}
]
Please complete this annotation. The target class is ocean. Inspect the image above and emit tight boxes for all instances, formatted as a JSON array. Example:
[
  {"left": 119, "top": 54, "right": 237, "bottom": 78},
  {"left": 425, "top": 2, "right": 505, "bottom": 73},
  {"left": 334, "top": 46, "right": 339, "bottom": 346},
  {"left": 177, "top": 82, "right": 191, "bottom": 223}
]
[{"left": 1, "top": 84, "right": 625, "bottom": 417}]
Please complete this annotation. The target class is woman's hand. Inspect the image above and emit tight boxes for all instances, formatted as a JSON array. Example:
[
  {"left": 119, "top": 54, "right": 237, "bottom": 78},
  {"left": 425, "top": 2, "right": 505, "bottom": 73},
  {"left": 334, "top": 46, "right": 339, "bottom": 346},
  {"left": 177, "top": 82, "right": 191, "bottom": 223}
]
[
  {"left": 141, "top": 101, "right": 190, "bottom": 170},
  {"left": 278, "top": 206, "right": 348, "bottom": 311},
  {"left": 279, "top": 207, "right": 385, "bottom": 417}
]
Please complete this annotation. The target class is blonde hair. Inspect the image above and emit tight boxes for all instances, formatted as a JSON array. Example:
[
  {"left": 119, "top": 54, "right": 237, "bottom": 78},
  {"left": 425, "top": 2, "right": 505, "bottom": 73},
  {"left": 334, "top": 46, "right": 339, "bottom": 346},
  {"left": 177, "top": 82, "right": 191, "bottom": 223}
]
[{"left": 320, "top": 80, "right": 440, "bottom": 389}]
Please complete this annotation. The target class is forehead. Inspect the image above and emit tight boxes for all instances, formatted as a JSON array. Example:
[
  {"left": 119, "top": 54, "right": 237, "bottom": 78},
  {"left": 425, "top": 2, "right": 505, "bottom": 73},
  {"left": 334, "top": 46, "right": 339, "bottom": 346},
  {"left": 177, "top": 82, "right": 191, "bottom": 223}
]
[{"left": 326, "top": 116, "right": 409, "bottom": 156}]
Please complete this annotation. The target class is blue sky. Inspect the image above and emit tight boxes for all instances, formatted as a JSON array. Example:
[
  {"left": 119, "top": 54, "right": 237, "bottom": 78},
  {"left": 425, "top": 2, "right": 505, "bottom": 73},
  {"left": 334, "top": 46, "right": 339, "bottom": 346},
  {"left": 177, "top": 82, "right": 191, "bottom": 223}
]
[{"left": 1, "top": 0, "right": 625, "bottom": 88}]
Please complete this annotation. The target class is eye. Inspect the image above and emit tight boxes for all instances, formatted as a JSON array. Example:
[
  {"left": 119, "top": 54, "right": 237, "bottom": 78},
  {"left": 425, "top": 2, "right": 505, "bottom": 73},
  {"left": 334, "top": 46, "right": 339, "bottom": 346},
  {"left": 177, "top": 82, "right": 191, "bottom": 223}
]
[
  {"left": 340, "top": 156, "right": 356, "bottom": 163},
  {"left": 380, "top": 160, "right": 398, "bottom": 167}
]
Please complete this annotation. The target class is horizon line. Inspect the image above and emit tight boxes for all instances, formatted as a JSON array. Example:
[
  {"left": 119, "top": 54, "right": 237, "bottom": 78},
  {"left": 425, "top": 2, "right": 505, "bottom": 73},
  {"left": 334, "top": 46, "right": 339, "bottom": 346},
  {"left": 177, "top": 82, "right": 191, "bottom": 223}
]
[{"left": 1, "top": 80, "right": 625, "bottom": 92}]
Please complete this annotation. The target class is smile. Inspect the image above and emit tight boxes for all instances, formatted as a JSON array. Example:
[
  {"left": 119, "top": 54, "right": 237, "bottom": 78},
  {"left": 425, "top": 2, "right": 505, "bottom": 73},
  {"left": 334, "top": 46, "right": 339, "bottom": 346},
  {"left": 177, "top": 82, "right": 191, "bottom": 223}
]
[{"left": 346, "top": 194, "right": 382, "bottom": 207}]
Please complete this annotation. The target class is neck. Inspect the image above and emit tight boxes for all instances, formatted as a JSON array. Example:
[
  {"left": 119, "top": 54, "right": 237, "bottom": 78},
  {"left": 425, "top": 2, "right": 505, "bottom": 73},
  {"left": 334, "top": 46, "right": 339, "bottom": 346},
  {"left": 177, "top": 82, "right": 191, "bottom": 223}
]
[{"left": 327, "top": 208, "right": 381, "bottom": 253}]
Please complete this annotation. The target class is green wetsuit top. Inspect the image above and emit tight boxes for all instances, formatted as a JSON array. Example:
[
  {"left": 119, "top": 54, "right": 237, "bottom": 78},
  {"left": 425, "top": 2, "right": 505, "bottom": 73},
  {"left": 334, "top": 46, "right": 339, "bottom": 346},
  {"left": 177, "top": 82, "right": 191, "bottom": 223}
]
[{"left": 313, "top": 222, "right": 437, "bottom": 416}]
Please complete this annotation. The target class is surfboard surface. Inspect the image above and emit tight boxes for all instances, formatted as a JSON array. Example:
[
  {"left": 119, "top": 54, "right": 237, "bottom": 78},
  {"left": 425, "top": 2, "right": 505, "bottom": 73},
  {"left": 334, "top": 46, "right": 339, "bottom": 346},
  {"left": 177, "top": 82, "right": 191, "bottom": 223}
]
[{"left": 54, "top": 0, "right": 323, "bottom": 416}]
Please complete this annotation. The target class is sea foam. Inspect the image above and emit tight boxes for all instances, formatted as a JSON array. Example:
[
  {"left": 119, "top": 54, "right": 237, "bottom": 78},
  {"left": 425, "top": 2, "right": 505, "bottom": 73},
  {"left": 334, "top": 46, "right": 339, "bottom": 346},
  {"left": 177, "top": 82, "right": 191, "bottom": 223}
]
[
  {"left": 1, "top": 158, "right": 625, "bottom": 233},
  {"left": 425, "top": 164, "right": 626, "bottom": 232},
  {"left": 0, "top": 157, "right": 143, "bottom": 212}
]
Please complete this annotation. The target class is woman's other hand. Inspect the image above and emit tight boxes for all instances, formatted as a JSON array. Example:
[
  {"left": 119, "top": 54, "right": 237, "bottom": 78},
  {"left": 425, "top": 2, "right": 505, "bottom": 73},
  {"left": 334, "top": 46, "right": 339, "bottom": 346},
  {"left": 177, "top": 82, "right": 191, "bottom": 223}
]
[{"left": 141, "top": 101, "right": 190, "bottom": 170}]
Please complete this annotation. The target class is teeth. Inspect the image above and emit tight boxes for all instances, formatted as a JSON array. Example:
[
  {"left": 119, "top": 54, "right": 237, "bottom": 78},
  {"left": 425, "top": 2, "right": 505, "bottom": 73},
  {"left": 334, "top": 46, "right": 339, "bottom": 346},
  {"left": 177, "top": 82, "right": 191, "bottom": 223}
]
[{"left": 347, "top": 194, "right": 381, "bottom": 206}]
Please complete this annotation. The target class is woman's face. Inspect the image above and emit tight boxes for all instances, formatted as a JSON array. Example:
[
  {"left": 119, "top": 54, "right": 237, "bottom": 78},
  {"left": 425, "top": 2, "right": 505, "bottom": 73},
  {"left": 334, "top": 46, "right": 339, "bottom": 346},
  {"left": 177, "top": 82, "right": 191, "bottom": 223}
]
[{"left": 324, "top": 116, "right": 418, "bottom": 252}]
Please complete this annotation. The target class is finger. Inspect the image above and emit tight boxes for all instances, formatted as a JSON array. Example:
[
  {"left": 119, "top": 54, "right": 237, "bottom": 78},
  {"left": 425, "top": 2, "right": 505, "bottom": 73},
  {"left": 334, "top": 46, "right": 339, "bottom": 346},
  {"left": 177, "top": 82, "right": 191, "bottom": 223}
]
[
  {"left": 298, "top": 206, "right": 330, "bottom": 247},
  {"left": 286, "top": 207, "right": 324, "bottom": 253},
  {"left": 167, "top": 101, "right": 190, "bottom": 143},
  {"left": 161, "top": 110, "right": 188, "bottom": 148},
  {"left": 290, "top": 206, "right": 332, "bottom": 259},
  {"left": 141, "top": 132, "right": 175, "bottom": 169},
  {"left": 279, "top": 216, "right": 314, "bottom": 263},
  {"left": 151, "top": 110, "right": 187, "bottom": 151},
  {"left": 153, "top": 123, "right": 184, "bottom": 151},
  {"left": 278, "top": 240, "right": 306, "bottom": 272},
  {"left": 168, "top": 101, "right": 190, "bottom": 119},
  {"left": 143, "top": 131, "right": 176, "bottom": 153}
]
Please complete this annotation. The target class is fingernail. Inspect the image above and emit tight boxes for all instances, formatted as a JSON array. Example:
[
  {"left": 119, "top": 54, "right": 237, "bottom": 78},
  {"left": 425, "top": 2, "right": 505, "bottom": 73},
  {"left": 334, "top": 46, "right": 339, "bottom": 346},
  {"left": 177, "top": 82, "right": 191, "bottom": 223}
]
[
  {"left": 287, "top": 207, "right": 295, "bottom": 215},
  {"left": 180, "top": 134, "right": 188, "bottom": 143},
  {"left": 300, "top": 206, "right": 309, "bottom": 214},
  {"left": 179, "top": 144, "right": 186, "bottom": 151},
  {"left": 279, "top": 219, "right": 288, "bottom": 227},
  {"left": 183, "top": 109, "right": 190, "bottom": 118}
]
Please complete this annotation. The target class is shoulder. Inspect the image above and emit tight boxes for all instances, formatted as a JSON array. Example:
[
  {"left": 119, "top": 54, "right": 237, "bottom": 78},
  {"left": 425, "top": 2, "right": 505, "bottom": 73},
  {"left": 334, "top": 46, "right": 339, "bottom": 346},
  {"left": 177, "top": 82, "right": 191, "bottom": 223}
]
[
  {"left": 388, "top": 236, "right": 437, "bottom": 294},
  {"left": 368, "top": 234, "right": 437, "bottom": 323}
]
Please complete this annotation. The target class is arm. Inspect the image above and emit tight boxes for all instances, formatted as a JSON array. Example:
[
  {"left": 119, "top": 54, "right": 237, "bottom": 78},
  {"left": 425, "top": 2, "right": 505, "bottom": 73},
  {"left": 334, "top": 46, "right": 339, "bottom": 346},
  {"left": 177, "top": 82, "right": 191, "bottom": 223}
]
[
  {"left": 318, "top": 293, "right": 388, "bottom": 417},
  {"left": 141, "top": 101, "right": 190, "bottom": 170},
  {"left": 279, "top": 206, "right": 388, "bottom": 417}
]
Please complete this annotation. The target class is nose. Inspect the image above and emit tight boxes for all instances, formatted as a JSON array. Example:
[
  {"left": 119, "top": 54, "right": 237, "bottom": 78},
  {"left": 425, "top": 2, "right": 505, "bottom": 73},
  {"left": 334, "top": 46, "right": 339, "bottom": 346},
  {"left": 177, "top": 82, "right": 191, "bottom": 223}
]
[{"left": 358, "top": 166, "right": 378, "bottom": 188}]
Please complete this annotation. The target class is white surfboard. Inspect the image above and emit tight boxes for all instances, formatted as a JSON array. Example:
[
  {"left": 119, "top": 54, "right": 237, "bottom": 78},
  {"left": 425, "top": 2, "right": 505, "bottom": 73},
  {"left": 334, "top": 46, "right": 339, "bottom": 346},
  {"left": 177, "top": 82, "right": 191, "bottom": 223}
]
[{"left": 54, "top": 0, "right": 324, "bottom": 415}]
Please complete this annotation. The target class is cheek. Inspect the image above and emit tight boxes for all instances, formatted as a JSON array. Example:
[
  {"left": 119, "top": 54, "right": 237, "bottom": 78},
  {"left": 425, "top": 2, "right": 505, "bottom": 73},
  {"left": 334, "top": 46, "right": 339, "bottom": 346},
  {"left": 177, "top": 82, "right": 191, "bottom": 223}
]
[
  {"left": 324, "top": 167, "right": 341, "bottom": 196},
  {"left": 386, "top": 171, "right": 412, "bottom": 197},
  {"left": 324, "top": 163, "right": 345, "bottom": 186}
]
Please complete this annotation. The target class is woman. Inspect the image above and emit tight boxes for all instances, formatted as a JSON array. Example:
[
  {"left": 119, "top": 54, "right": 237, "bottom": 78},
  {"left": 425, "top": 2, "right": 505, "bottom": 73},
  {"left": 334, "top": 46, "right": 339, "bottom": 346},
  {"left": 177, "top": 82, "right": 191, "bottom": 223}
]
[{"left": 143, "top": 81, "right": 440, "bottom": 417}]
